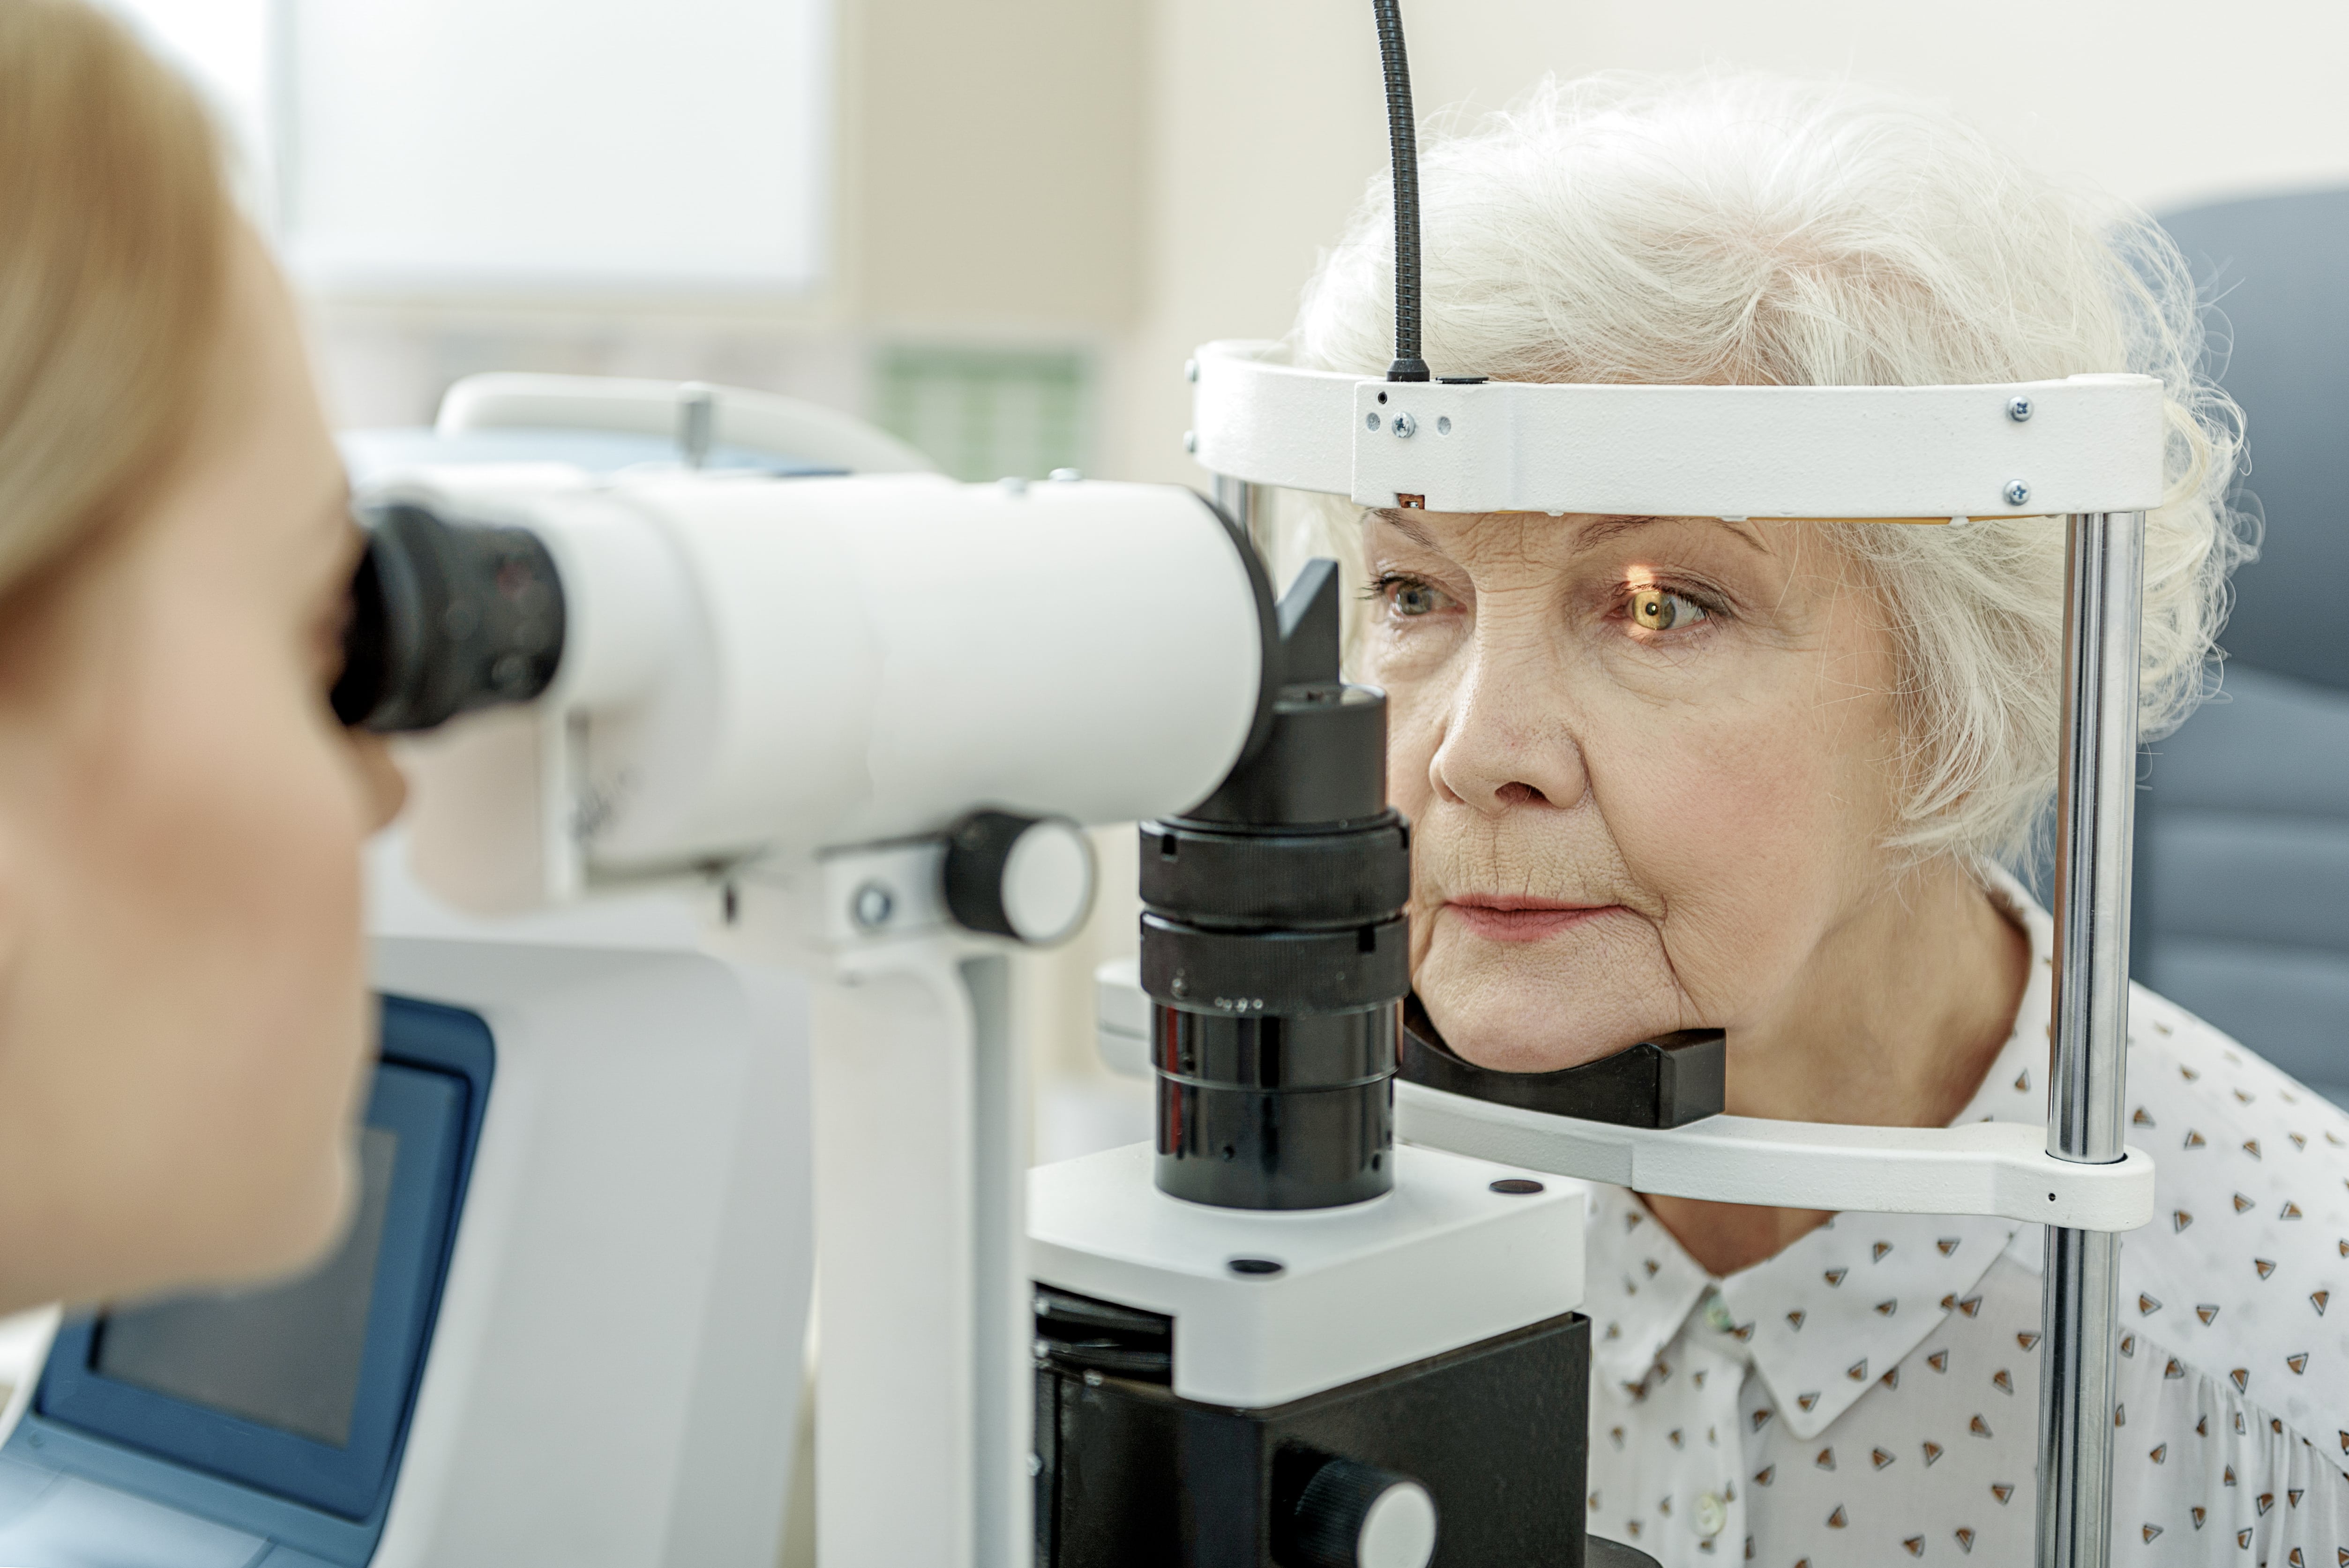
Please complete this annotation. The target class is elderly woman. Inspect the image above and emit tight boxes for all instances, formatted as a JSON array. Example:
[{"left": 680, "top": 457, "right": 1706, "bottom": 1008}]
[{"left": 1294, "top": 73, "right": 2344, "bottom": 1565}]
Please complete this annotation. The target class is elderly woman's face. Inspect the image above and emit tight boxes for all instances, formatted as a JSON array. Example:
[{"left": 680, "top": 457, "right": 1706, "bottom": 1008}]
[{"left": 1362, "top": 509, "right": 1905, "bottom": 1071}]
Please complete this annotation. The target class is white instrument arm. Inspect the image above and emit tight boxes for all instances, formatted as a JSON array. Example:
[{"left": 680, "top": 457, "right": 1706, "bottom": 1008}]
[{"left": 1397, "top": 1080, "right": 2153, "bottom": 1232}]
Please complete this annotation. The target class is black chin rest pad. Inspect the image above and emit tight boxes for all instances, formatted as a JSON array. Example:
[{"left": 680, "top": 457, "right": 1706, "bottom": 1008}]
[{"left": 1399, "top": 997, "right": 1724, "bottom": 1128}]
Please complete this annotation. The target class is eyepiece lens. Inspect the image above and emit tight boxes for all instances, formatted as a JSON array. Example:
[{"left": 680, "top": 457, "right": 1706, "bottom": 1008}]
[{"left": 332, "top": 501, "right": 565, "bottom": 733}]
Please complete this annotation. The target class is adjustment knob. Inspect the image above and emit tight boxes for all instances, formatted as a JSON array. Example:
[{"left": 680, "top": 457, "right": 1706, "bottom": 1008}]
[
  {"left": 941, "top": 811, "right": 1096, "bottom": 945},
  {"left": 1285, "top": 1456, "right": 1437, "bottom": 1568}
]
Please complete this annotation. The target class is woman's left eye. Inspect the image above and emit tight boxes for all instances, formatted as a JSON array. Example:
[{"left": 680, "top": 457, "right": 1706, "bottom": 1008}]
[
  {"left": 1393, "top": 582, "right": 1442, "bottom": 616},
  {"left": 1628, "top": 587, "right": 1708, "bottom": 632}
]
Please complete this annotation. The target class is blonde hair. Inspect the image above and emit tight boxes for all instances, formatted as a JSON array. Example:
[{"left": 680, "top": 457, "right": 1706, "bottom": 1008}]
[
  {"left": 1294, "top": 70, "right": 2249, "bottom": 870},
  {"left": 0, "top": 0, "right": 232, "bottom": 601}
]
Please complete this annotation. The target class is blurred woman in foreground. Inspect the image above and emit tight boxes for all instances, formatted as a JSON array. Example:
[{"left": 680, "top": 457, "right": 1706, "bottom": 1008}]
[{"left": 0, "top": 0, "right": 401, "bottom": 1313}]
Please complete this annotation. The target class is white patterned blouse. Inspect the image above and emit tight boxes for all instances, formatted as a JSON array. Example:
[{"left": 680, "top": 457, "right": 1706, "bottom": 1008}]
[{"left": 1579, "top": 869, "right": 2349, "bottom": 1568}]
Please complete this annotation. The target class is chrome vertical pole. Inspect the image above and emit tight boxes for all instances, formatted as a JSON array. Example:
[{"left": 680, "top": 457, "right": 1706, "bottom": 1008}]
[{"left": 2036, "top": 511, "right": 2145, "bottom": 1568}]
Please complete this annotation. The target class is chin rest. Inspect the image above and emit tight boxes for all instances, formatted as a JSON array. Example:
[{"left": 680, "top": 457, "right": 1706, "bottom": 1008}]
[{"left": 1399, "top": 998, "right": 1725, "bottom": 1128}]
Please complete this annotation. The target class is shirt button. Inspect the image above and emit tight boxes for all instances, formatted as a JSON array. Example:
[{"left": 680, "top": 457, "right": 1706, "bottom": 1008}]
[
  {"left": 1702, "top": 1292, "right": 1735, "bottom": 1333},
  {"left": 1693, "top": 1491, "right": 1728, "bottom": 1539}
]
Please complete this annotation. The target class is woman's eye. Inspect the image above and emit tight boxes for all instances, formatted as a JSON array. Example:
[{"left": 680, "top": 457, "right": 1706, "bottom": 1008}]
[
  {"left": 1376, "top": 575, "right": 1450, "bottom": 618},
  {"left": 1629, "top": 587, "right": 1708, "bottom": 632}
]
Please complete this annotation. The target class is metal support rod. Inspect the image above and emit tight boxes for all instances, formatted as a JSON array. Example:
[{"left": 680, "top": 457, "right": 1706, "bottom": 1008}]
[
  {"left": 2036, "top": 511, "right": 2145, "bottom": 1568},
  {"left": 1211, "top": 473, "right": 1275, "bottom": 575}
]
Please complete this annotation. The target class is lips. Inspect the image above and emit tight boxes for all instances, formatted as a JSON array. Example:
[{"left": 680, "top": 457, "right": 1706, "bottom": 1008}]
[{"left": 1443, "top": 896, "right": 1620, "bottom": 944}]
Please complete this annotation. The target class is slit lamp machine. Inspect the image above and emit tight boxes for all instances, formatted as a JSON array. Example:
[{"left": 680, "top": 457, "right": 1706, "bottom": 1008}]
[{"left": 0, "top": 7, "right": 2157, "bottom": 1567}]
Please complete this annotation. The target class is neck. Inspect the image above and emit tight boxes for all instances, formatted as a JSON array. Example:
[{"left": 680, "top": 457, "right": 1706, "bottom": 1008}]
[{"left": 1642, "top": 856, "right": 2031, "bottom": 1276}]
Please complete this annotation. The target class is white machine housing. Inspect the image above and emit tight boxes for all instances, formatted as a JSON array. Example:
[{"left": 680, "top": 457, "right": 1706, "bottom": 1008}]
[
  {"left": 363, "top": 937, "right": 811, "bottom": 1568},
  {"left": 0, "top": 932, "right": 811, "bottom": 1568},
  {"left": 1030, "top": 1142, "right": 1584, "bottom": 1409},
  {"left": 385, "top": 468, "right": 1266, "bottom": 913}
]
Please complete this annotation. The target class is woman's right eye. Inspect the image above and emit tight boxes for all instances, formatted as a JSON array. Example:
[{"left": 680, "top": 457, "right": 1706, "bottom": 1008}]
[{"left": 1373, "top": 574, "right": 1451, "bottom": 618}]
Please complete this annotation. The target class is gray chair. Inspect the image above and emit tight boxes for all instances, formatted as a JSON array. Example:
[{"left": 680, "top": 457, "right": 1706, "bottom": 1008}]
[{"left": 2125, "top": 190, "right": 2349, "bottom": 1104}]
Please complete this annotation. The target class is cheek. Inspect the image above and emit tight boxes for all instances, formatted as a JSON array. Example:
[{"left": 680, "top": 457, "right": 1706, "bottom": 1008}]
[
  {"left": 1372, "top": 663, "right": 1448, "bottom": 972},
  {"left": 1381, "top": 678, "right": 1443, "bottom": 821},
  {"left": 107, "top": 618, "right": 362, "bottom": 889},
  {"left": 40, "top": 616, "right": 376, "bottom": 1280},
  {"left": 1586, "top": 648, "right": 1903, "bottom": 1010},
  {"left": 112, "top": 628, "right": 372, "bottom": 1045}
]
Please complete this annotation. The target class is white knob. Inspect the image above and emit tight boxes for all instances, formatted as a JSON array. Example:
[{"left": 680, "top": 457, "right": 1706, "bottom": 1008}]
[
  {"left": 941, "top": 811, "right": 1096, "bottom": 946},
  {"left": 1358, "top": 1481, "right": 1437, "bottom": 1568},
  {"left": 1288, "top": 1456, "right": 1438, "bottom": 1568},
  {"left": 999, "top": 819, "right": 1095, "bottom": 945}
]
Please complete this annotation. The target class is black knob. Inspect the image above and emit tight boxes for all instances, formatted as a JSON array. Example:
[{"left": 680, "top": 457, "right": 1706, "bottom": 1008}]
[
  {"left": 940, "top": 810, "right": 1096, "bottom": 945},
  {"left": 1282, "top": 1456, "right": 1437, "bottom": 1568}
]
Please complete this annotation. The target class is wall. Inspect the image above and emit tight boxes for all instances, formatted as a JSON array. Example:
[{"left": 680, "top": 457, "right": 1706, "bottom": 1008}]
[
  {"left": 1113, "top": 0, "right": 2349, "bottom": 489},
  {"left": 841, "top": 0, "right": 1145, "bottom": 331},
  {"left": 310, "top": 0, "right": 2349, "bottom": 509},
  {"left": 310, "top": 0, "right": 1150, "bottom": 429}
]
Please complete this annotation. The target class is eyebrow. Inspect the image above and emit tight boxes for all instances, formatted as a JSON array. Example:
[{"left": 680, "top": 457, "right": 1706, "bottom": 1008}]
[
  {"left": 1373, "top": 509, "right": 1770, "bottom": 558},
  {"left": 1570, "top": 513, "right": 1770, "bottom": 558},
  {"left": 1374, "top": 511, "right": 1443, "bottom": 551}
]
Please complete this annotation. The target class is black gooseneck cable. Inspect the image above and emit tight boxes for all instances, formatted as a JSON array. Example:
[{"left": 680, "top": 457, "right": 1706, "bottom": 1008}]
[{"left": 1372, "top": 0, "right": 1429, "bottom": 382}]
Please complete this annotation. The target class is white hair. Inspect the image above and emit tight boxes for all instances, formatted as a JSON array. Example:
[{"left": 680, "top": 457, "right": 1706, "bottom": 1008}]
[{"left": 1292, "top": 69, "right": 2249, "bottom": 872}]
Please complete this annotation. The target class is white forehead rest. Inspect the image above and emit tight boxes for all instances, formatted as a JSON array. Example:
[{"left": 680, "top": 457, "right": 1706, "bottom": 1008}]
[{"left": 1190, "top": 339, "right": 2164, "bottom": 521}]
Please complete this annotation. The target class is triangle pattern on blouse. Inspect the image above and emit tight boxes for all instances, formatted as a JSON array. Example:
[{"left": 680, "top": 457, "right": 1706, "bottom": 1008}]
[
  {"left": 1714, "top": 1205, "right": 2017, "bottom": 1440},
  {"left": 2101, "top": 975, "right": 2349, "bottom": 1484}
]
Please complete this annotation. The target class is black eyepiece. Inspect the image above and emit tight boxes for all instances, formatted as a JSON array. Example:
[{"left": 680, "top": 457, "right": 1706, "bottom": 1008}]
[{"left": 332, "top": 501, "right": 566, "bottom": 733}]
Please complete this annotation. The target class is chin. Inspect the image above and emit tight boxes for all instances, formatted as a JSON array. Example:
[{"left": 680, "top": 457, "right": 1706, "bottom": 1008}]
[
  {"left": 1416, "top": 915, "right": 1685, "bottom": 1073},
  {"left": 200, "top": 1132, "right": 360, "bottom": 1291}
]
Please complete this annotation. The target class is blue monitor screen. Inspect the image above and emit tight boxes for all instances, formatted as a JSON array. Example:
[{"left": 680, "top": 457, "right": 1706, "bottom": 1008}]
[{"left": 93, "top": 1125, "right": 401, "bottom": 1448}]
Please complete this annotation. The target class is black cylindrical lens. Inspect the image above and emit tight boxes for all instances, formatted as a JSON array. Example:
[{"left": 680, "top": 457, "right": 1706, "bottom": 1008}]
[
  {"left": 1154, "top": 1008, "right": 1397, "bottom": 1208},
  {"left": 333, "top": 501, "right": 566, "bottom": 733},
  {"left": 1143, "top": 558, "right": 1412, "bottom": 1211}
]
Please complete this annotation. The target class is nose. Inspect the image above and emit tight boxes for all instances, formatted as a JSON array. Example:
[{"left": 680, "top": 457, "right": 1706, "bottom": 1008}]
[
  {"left": 1427, "top": 648, "right": 1590, "bottom": 815},
  {"left": 350, "top": 733, "right": 409, "bottom": 831}
]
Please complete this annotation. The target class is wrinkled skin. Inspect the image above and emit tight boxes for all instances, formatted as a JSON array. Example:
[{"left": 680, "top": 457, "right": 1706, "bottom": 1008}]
[{"left": 1362, "top": 509, "right": 2027, "bottom": 1271}]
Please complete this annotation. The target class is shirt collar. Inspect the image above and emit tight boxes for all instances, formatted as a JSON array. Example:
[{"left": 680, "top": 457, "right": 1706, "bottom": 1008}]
[
  {"left": 1585, "top": 862, "right": 2054, "bottom": 1437},
  {"left": 1587, "top": 1181, "right": 1716, "bottom": 1390}
]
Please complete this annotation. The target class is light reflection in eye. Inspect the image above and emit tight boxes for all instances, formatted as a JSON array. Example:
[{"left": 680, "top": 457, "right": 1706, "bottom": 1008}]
[{"left": 1629, "top": 585, "right": 1707, "bottom": 632}]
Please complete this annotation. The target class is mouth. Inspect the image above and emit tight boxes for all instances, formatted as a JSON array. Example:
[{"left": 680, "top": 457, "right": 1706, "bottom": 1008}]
[{"left": 1441, "top": 896, "right": 1624, "bottom": 944}]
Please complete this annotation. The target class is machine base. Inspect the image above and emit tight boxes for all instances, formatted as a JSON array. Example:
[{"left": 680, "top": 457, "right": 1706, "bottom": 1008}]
[
  {"left": 1035, "top": 1308, "right": 1590, "bottom": 1568},
  {"left": 1028, "top": 1141, "right": 1584, "bottom": 1410}
]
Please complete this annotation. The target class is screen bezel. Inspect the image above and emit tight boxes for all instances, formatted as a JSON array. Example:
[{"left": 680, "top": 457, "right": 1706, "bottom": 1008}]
[{"left": 36, "top": 1000, "right": 486, "bottom": 1522}]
